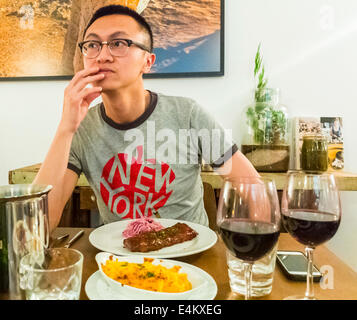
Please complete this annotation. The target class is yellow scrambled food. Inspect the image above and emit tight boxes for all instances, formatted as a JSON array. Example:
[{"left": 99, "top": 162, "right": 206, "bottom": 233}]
[{"left": 101, "top": 257, "right": 192, "bottom": 293}]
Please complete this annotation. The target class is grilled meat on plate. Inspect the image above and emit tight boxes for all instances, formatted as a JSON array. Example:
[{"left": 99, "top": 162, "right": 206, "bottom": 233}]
[{"left": 123, "top": 222, "right": 198, "bottom": 252}]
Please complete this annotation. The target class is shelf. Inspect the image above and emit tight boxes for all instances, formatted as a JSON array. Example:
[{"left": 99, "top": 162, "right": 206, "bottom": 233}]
[{"left": 8, "top": 163, "right": 357, "bottom": 191}]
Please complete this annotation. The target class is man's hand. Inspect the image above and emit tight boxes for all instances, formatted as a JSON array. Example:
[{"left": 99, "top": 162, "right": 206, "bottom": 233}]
[
  {"left": 228, "top": 177, "right": 273, "bottom": 223},
  {"left": 34, "top": 67, "right": 104, "bottom": 230},
  {"left": 217, "top": 151, "right": 277, "bottom": 223},
  {"left": 60, "top": 67, "right": 104, "bottom": 133}
]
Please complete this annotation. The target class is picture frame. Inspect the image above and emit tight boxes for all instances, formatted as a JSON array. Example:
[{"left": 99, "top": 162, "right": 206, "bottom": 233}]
[
  {"left": 0, "top": 0, "right": 224, "bottom": 81},
  {"left": 320, "top": 117, "right": 344, "bottom": 170},
  {"left": 291, "top": 116, "right": 344, "bottom": 171}
]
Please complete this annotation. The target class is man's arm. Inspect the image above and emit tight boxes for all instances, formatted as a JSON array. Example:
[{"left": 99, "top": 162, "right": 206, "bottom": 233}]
[
  {"left": 216, "top": 149, "right": 261, "bottom": 181},
  {"left": 33, "top": 127, "right": 79, "bottom": 231},
  {"left": 33, "top": 66, "right": 104, "bottom": 232}
]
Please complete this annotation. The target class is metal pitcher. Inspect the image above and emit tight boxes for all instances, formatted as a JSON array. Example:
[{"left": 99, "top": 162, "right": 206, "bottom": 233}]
[{"left": 0, "top": 184, "right": 52, "bottom": 300}]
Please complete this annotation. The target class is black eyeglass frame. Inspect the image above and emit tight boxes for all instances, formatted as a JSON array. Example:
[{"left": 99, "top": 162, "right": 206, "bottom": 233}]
[{"left": 78, "top": 38, "right": 151, "bottom": 58}]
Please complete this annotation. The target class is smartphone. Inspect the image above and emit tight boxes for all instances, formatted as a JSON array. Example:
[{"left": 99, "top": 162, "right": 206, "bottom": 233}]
[{"left": 276, "top": 250, "right": 322, "bottom": 282}]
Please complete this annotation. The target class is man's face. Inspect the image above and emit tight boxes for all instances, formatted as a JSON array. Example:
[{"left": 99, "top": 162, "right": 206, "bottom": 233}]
[{"left": 83, "top": 14, "right": 155, "bottom": 91}]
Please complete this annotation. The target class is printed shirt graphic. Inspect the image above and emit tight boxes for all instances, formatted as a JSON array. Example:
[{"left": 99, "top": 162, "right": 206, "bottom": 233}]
[
  {"left": 100, "top": 146, "right": 175, "bottom": 219},
  {"left": 67, "top": 92, "right": 237, "bottom": 226}
]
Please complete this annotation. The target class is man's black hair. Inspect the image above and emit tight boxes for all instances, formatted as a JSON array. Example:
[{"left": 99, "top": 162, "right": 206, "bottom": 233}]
[{"left": 83, "top": 5, "right": 153, "bottom": 52}]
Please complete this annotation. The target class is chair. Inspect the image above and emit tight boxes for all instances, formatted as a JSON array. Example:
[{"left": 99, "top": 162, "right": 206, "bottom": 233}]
[{"left": 203, "top": 182, "right": 218, "bottom": 231}]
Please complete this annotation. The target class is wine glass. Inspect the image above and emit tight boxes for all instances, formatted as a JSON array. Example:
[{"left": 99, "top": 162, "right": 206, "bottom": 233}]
[
  {"left": 217, "top": 177, "right": 281, "bottom": 300},
  {"left": 281, "top": 171, "right": 341, "bottom": 300}
]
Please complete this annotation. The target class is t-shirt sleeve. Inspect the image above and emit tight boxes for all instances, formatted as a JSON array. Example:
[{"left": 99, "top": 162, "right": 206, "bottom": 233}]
[
  {"left": 189, "top": 100, "right": 238, "bottom": 168},
  {"left": 67, "top": 133, "right": 82, "bottom": 177}
]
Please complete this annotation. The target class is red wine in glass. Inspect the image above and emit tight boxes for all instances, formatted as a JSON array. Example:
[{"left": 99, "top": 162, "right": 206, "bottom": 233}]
[
  {"left": 282, "top": 210, "right": 340, "bottom": 247},
  {"left": 217, "top": 177, "right": 281, "bottom": 300},
  {"left": 219, "top": 219, "right": 280, "bottom": 262},
  {"left": 281, "top": 172, "right": 341, "bottom": 300}
]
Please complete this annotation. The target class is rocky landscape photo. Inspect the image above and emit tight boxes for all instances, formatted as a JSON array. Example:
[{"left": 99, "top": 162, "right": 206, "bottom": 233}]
[{"left": 0, "top": 0, "right": 222, "bottom": 78}]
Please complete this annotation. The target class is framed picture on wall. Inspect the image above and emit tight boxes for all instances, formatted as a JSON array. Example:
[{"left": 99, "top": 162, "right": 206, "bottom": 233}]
[
  {"left": 0, "top": 0, "right": 224, "bottom": 80},
  {"left": 320, "top": 117, "right": 344, "bottom": 170}
]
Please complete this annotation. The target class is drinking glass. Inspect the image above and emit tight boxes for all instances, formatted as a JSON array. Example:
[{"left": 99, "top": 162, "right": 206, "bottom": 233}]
[
  {"left": 281, "top": 172, "right": 341, "bottom": 300},
  {"left": 217, "top": 177, "right": 281, "bottom": 300},
  {"left": 19, "top": 248, "right": 83, "bottom": 300}
]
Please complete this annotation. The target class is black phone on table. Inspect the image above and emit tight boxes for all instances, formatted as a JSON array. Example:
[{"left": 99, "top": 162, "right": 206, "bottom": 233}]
[{"left": 276, "top": 250, "right": 322, "bottom": 282}]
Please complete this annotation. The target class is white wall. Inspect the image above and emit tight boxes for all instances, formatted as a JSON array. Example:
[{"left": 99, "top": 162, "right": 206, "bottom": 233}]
[{"left": 1, "top": 0, "right": 357, "bottom": 271}]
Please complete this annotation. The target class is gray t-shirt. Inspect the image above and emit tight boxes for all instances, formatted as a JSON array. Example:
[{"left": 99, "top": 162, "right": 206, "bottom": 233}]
[{"left": 68, "top": 92, "right": 237, "bottom": 226}]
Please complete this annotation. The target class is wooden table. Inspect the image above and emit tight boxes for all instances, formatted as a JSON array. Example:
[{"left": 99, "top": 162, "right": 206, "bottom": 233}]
[
  {"left": 9, "top": 163, "right": 357, "bottom": 191},
  {"left": 9, "top": 163, "right": 357, "bottom": 206},
  {"left": 46, "top": 228, "right": 357, "bottom": 300},
  {"left": 9, "top": 163, "right": 357, "bottom": 228}
]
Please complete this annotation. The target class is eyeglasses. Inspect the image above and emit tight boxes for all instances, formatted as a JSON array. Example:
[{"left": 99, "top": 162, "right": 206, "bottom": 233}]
[{"left": 78, "top": 38, "right": 151, "bottom": 59}]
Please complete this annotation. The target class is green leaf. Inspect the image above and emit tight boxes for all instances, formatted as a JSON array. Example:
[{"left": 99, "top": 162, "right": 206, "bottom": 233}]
[
  {"left": 246, "top": 107, "right": 255, "bottom": 118},
  {"left": 254, "top": 104, "right": 267, "bottom": 113},
  {"left": 254, "top": 43, "right": 262, "bottom": 77},
  {"left": 254, "top": 43, "right": 268, "bottom": 94}
]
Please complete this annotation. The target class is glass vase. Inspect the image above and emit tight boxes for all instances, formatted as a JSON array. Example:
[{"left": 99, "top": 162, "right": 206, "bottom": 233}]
[{"left": 241, "top": 88, "right": 290, "bottom": 172}]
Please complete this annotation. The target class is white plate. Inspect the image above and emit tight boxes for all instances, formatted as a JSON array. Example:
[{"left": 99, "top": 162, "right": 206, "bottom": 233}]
[
  {"left": 95, "top": 253, "right": 209, "bottom": 300},
  {"left": 85, "top": 270, "right": 218, "bottom": 300},
  {"left": 89, "top": 219, "right": 217, "bottom": 258}
]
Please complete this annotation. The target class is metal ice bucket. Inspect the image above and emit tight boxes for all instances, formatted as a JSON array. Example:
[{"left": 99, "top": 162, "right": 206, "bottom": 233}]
[{"left": 0, "top": 184, "right": 52, "bottom": 299}]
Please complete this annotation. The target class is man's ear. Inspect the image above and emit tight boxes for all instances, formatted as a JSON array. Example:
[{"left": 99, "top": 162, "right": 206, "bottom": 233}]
[{"left": 142, "top": 52, "right": 156, "bottom": 73}]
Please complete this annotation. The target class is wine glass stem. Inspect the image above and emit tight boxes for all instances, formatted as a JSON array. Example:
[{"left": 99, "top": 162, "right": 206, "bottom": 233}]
[
  {"left": 305, "top": 246, "right": 315, "bottom": 300},
  {"left": 243, "top": 262, "right": 253, "bottom": 300}
]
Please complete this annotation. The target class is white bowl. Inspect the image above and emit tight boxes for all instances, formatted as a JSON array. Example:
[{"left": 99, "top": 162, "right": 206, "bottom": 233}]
[{"left": 95, "top": 252, "right": 208, "bottom": 300}]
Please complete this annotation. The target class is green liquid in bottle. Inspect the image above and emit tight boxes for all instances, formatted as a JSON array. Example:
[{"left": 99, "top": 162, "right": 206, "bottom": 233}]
[
  {"left": 0, "top": 207, "right": 9, "bottom": 293},
  {"left": 301, "top": 135, "right": 328, "bottom": 172}
]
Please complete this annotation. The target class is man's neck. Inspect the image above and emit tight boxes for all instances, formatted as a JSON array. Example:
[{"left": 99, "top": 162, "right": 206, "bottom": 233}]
[{"left": 101, "top": 86, "right": 150, "bottom": 124}]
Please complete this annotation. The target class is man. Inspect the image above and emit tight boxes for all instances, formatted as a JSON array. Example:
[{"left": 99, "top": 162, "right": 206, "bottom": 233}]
[{"left": 34, "top": 5, "right": 260, "bottom": 231}]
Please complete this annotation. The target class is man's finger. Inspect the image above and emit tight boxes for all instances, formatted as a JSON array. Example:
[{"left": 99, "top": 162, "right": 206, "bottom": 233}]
[
  {"left": 84, "top": 91, "right": 103, "bottom": 106},
  {"left": 79, "top": 86, "right": 102, "bottom": 101},
  {"left": 74, "top": 73, "right": 105, "bottom": 91},
  {"left": 71, "top": 67, "right": 100, "bottom": 86}
]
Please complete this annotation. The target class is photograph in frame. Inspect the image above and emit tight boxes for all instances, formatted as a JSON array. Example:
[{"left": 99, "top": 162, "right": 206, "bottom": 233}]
[
  {"left": 0, "top": 0, "right": 224, "bottom": 80},
  {"left": 320, "top": 116, "right": 344, "bottom": 170}
]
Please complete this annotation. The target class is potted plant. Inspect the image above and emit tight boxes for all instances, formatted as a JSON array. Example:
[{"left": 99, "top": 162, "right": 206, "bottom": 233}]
[{"left": 241, "top": 44, "right": 290, "bottom": 172}]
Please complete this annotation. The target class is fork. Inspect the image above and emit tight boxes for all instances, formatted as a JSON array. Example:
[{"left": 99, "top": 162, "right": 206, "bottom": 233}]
[{"left": 64, "top": 230, "right": 84, "bottom": 248}]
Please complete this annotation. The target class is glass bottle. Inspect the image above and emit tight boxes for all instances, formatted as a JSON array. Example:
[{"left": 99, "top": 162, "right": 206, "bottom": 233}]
[
  {"left": 0, "top": 207, "right": 8, "bottom": 293},
  {"left": 301, "top": 134, "right": 328, "bottom": 173},
  {"left": 241, "top": 88, "right": 290, "bottom": 172}
]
